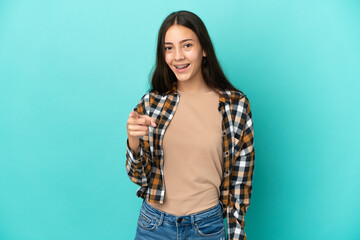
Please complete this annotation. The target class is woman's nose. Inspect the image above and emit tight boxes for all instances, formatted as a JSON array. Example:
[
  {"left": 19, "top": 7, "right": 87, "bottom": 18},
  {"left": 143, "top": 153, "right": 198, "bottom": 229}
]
[{"left": 174, "top": 48, "right": 185, "bottom": 60}]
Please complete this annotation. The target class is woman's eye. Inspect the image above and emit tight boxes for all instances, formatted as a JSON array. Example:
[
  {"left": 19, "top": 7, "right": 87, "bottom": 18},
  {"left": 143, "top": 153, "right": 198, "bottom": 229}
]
[
  {"left": 165, "top": 46, "right": 172, "bottom": 51},
  {"left": 184, "top": 43, "right": 192, "bottom": 48}
]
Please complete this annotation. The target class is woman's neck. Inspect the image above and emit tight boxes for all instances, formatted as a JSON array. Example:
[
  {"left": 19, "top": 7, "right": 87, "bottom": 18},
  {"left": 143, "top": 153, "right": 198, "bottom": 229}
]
[{"left": 176, "top": 78, "right": 211, "bottom": 93}]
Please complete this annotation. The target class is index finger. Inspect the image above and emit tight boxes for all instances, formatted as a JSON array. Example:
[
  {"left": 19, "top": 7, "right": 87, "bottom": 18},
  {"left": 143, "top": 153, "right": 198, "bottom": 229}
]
[{"left": 129, "top": 111, "right": 140, "bottom": 119}]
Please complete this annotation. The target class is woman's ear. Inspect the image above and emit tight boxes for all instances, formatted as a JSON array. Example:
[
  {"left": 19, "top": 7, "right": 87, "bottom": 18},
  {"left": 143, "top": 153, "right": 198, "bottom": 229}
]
[{"left": 202, "top": 50, "right": 206, "bottom": 57}]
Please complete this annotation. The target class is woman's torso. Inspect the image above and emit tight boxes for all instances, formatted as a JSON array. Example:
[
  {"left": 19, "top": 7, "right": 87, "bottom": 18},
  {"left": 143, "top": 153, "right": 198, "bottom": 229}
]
[{"left": 147, "top": 89, "right": 223, "bottom": 215}]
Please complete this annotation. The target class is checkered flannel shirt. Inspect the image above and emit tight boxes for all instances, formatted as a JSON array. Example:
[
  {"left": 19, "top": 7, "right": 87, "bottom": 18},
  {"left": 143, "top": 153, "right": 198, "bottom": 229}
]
[{"left": 126, "top": 82, "right": 255, "bottom": 240}]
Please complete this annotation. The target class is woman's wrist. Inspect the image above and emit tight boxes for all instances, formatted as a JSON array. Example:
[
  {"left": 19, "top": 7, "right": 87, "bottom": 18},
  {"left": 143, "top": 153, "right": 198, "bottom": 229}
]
[{"left": 128, "top": 136, "right": 140, "bottom": 156}]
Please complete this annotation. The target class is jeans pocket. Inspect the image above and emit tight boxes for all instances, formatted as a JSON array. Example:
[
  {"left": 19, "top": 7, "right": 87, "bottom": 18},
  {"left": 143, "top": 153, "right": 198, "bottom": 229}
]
[
  {"left": 137, "top": 209, "right": 159, "bottom": 231},
  {"left": 195, "top": 213, "right": 225, "bottom": 237}
]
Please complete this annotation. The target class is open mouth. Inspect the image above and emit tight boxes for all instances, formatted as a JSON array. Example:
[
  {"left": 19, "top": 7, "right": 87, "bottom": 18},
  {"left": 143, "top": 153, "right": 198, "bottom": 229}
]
[{"left": 174, "top": 63, "right": 190, "bottom": 69}]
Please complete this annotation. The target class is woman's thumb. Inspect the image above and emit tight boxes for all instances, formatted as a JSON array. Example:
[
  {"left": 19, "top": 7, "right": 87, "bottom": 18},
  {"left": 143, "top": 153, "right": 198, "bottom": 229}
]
[
  {"left": 150, "top": 118, "right": 157, "bottom": 127},
  {"left": 143, "top": 115, "right": 157, "bottom": 127}
]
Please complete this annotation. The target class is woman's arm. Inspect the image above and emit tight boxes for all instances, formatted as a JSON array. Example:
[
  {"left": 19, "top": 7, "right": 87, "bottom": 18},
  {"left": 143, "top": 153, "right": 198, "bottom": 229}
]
[
  {"left": 125, "top": 94, "right": 154, "bottom": 187},
  {"left": 228, "top": 96, "right": 255, "bottom": 240}
]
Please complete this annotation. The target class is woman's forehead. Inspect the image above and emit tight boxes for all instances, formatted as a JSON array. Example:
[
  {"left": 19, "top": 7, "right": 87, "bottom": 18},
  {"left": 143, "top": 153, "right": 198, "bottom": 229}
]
[{"left": 164, "top": 25, "right": 198, "bottom": 43}]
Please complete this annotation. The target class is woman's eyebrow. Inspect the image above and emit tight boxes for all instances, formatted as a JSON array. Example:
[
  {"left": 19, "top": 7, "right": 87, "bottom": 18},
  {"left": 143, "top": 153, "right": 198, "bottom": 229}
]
[{"left": 164, "top": 39, "right": 195, "bottom": 45}]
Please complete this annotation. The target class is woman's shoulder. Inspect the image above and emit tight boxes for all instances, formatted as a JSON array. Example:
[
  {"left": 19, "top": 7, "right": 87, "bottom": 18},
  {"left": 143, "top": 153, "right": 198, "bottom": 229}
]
[
  {"left": 136, "top": 90, "right": 171, "bottom": 110},
  {"left": 217, "top": 88, "right": 247, "bottom": 101},
  {"left": 139, "top": 89, "right": 167, "bottom": 102}
]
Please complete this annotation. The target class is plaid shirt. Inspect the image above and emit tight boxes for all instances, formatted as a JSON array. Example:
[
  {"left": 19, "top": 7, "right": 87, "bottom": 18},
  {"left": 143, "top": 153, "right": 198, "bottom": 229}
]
[{"left": 126, "top": 82, "right": 255, "bottom": 240}]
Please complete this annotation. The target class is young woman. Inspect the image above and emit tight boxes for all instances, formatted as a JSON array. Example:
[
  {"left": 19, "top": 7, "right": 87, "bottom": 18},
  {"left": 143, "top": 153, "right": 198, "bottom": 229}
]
[{"left": 126, "top": 10, "right": 255, "bottom": 240}]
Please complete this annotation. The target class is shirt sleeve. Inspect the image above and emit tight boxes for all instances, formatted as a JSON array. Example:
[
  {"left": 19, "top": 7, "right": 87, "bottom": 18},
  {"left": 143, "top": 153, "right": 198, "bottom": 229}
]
[
  {"left": 227, "top": 96, "right": 255, "bottom": 240},
  {"left": 125, "top": 94, "right": 153, "bottom": 187}
]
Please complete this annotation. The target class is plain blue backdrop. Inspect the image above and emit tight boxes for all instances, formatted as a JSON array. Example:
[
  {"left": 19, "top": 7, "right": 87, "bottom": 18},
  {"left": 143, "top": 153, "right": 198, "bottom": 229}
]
[{"left": 0, "top": 0, "right": 359, "bottom": 239}]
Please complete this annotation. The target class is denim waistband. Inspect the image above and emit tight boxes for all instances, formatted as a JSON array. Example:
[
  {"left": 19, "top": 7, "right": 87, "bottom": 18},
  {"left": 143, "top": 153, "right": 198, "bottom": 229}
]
[{"left": 141, "top": 199, "right": 224, "bottom": 226}]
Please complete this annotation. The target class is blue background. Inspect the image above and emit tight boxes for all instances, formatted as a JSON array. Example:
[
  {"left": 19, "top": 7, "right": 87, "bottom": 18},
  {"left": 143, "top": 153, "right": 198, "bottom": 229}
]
[{"left": 1, "top": 0, "right": 359, "bottom": 239}]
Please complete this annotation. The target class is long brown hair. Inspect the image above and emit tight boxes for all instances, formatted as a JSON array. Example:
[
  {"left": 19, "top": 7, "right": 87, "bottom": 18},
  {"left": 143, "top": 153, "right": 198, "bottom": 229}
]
[{"left": 149, "top": 10, "right": 242, "bottom": 94}]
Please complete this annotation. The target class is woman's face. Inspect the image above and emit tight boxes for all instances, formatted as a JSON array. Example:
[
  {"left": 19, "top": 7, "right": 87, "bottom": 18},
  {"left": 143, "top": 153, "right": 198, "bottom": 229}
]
[{"left": 164, "top": 24, "right": 206, "bottom": 84}]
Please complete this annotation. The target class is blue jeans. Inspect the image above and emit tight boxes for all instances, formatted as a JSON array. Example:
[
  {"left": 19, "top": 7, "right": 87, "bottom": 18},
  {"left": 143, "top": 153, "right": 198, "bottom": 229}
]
[{"left": 135, "top": 199, "right": 227, "bottom": 240}]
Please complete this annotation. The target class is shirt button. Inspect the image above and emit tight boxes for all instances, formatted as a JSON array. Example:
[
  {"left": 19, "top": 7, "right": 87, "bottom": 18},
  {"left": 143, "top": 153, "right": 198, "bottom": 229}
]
[
  {"left": 225, "top": 151, "right": 229, "bottom": 155},
  {"left": 223, "top": 132, "right": 226, "bottom": 135}
]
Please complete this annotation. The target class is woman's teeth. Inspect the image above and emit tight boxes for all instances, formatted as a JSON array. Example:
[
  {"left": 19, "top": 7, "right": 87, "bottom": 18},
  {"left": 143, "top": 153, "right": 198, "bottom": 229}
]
[{"left": 175, "top": 64, "right": 190, "bottom": 69}]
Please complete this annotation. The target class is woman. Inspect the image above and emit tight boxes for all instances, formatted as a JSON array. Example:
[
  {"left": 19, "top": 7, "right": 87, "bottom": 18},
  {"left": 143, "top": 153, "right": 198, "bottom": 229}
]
[{"left": 126, "top": 10, "right": 255, "bottom": 240}]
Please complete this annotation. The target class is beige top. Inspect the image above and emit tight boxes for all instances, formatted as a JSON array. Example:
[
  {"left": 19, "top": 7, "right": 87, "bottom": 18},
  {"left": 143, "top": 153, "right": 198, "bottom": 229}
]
[{"left": 147, "top": 89, "right": 223, "bottom": 215}]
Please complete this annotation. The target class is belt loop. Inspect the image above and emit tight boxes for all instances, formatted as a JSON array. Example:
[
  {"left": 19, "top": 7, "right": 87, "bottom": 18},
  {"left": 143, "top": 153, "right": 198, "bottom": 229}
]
[
  {"left": 158, "top": 212, "right": 164, "bottom": 226},
  {"left": 191, "top": 214, "right": 195, "bottom": 229},
  {"left": 219, "top": 200, "right": 224, "bottom": 214},
  {"left": 220, "top": 200, "right": 223, "bottom": 210}
]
